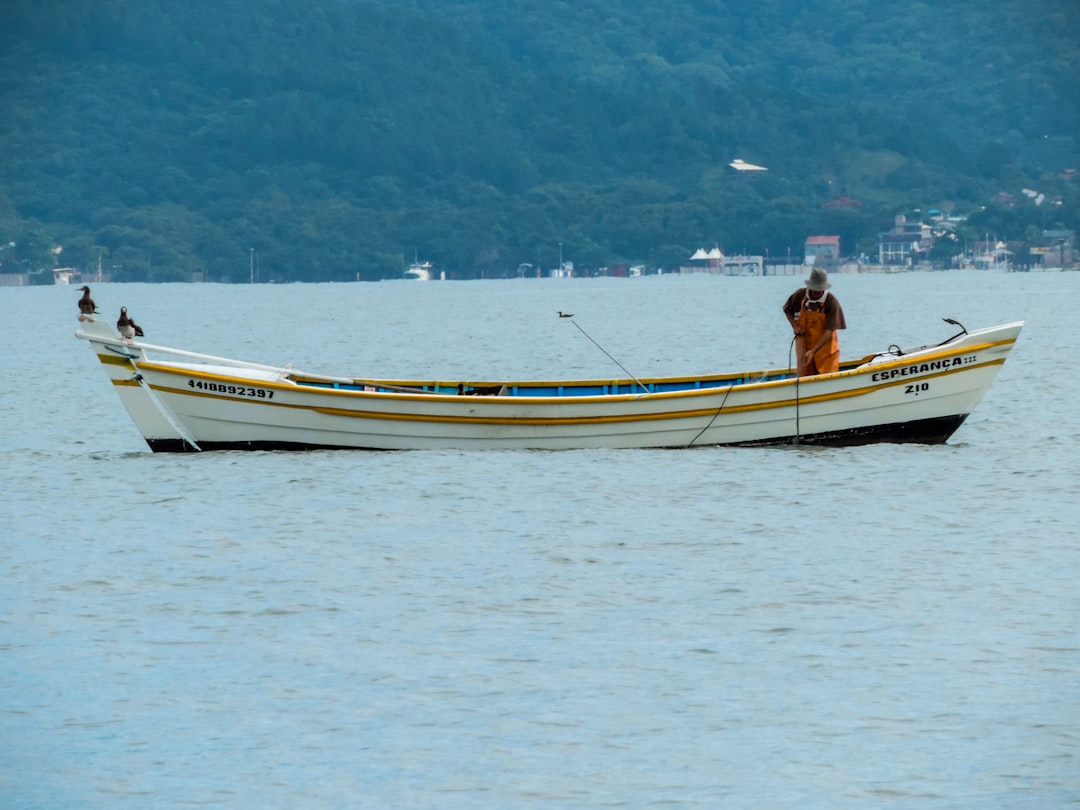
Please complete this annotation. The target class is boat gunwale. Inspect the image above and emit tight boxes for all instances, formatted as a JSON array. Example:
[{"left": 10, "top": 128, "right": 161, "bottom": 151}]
[
  {"left": 96, "top": 327, "right": 1018, "bottom": 408},
  {"left": 126, "top": 353, "right": 1008, "bottom": 427}
]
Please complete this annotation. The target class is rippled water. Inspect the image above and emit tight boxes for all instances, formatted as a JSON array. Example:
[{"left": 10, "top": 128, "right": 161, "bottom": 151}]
[{"left": 2, "top": 272, "right": 1078, "bottom": 808}]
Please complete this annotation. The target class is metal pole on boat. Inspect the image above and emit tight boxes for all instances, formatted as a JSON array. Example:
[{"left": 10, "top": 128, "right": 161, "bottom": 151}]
[
  {"left": 794, "top": 375, "right": 801, "bottom": 445},
  {"left": 789, "top": 333, "right": 802, "bottom": 445}
]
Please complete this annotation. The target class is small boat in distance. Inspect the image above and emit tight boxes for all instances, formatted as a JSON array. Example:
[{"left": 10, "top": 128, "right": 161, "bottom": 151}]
[
  {"left": 403, "top": 260, "right": 433, "bottom": 280},
  {"left": 75, "top": 312, "right": 1022, "bottom": 452}
]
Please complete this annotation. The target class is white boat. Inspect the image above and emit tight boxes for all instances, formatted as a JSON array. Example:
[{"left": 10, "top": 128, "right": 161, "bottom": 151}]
[
  {"left": 972, "top": 239, "right": 1011, "bottom": 271},
  {"left": 75, "top": 315, "right": 1022, "bottom": 452},
  {"left": 403, "top": 260, "right": 433, "bottom": 280}
]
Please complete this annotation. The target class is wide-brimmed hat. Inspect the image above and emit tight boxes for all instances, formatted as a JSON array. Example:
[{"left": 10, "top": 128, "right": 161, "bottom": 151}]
[{"left": 805, "top": 267, "right": 831, "bottom": 291}]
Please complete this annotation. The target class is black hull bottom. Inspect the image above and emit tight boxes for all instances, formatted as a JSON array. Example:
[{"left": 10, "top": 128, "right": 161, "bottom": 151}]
[
  {"left": 144, "top": 414, "right": 969, "bottom": 453},
  {"left": 732, "top": 413, "right": 968, "bottom": 448}
]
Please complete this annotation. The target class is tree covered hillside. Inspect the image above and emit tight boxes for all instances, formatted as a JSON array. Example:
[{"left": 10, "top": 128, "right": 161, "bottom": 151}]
[
  {"left": 0, "top": 0, "right": 1076, "bottom": 282},
  {"left": 385, "top": 0, "right": 1078, "bottom": 167}
]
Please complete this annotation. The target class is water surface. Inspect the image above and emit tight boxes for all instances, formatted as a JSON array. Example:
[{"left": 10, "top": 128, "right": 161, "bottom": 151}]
[{"left": 1, "top": 272, "right": 1077, "bottom": 807}]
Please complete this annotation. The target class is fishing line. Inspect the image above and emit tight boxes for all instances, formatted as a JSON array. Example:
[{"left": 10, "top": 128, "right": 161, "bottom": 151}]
[{"left": 562, "top": 316, "right": 651, "bottom": 395}]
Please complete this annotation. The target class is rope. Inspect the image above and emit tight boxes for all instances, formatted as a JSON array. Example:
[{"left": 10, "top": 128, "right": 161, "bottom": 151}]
[
  {"left": 128, "top": 357, "right": 203, "bottom": 451},
  {"left": 686, "top": 381, "right": 736, "bottom": 447}
]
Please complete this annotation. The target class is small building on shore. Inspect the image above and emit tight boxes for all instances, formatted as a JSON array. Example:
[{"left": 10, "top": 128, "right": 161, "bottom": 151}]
[{"left": 804, "top": 235, "right": 841, "bottom": 268}]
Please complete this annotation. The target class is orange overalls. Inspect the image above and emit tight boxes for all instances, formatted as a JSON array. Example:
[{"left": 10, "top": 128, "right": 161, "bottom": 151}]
[{"left": 797, "top": 291, "right": 840, "bottom": 376}]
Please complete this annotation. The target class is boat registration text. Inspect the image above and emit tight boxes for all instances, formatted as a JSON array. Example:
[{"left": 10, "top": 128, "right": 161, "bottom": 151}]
[{"left": 188, "top": 379, "right": 275, "bottom": 399}]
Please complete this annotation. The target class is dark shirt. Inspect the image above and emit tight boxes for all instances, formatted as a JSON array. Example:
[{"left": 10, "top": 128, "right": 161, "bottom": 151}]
[{"left": 783, "top": 289, "right": 847, "bottom": 331}]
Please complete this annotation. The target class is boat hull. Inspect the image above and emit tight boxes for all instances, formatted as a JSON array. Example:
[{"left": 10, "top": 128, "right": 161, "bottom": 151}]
[
  {"left": 76, "top": 319, "right": 1022, "bottom": 452},
  {"left": 141, "top": 414, "right": 968, "bottom": 452}
]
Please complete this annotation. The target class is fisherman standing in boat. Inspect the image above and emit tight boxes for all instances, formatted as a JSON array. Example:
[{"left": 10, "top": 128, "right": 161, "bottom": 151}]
[{"left": 783, "top": 267, "right": 846, "bottom": 377}]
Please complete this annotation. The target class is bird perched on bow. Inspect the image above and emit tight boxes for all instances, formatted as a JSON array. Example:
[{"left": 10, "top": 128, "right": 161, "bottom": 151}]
[
  {"left": 116, "top": 306, "right": 144, "bottom": 340},
  {"left": 77, "top": 286, "right": 98, "bottom": 321}
]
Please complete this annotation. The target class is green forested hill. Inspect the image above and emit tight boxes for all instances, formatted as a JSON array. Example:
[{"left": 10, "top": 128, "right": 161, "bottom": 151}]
[
  {"left": 386, "top": 0, "right": 1078, "bottom": 165},
  {"left": 0, "top": 0, "right": 1076, "bottom": 281}
]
